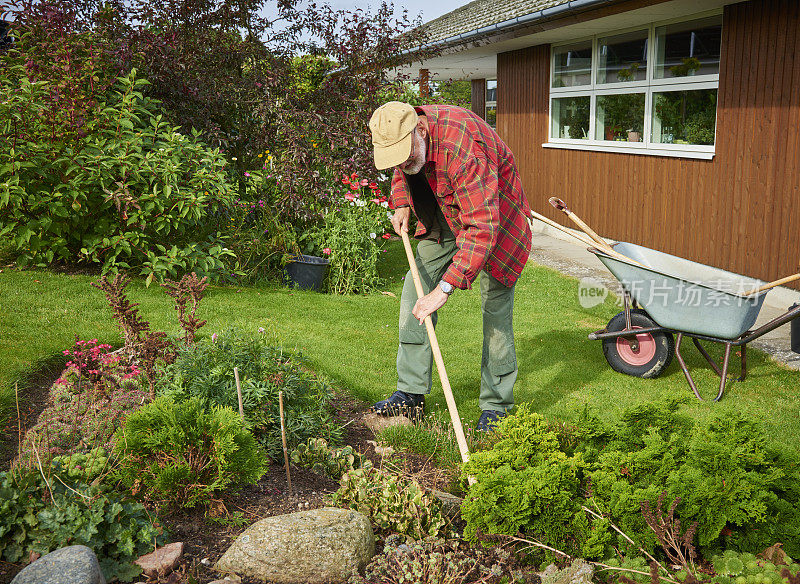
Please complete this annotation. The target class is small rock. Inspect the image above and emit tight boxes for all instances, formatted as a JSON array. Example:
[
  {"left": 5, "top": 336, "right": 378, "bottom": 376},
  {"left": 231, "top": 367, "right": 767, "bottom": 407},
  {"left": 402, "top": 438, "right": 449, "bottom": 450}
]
[
  {"left": 134, "top": 542, "right": 184, "bottom": 577},
  {"left": 208, "top": 577, "right": 241, "bottom": 584},
  {"left": 201, "top": 558, "right": 212, "bottom": 566},
  {"left": 11, "top": 545, "right": 105, "bottom": 584},
  {"left": 363, "top": 412, "right": 412, "bottom": 434},
  {"left": 431, "top": 489, "right": 463, "bottom": 519},
  {"left": 540, "top": 559, "right": 594, "bottom": 584},
  {"left": 215, "top": 507, "right": 374, "bottom": 584}
]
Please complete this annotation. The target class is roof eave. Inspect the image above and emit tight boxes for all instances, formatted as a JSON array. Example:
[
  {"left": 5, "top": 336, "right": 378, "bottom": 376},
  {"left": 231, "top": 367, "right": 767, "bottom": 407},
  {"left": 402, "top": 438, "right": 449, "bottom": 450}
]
[{"left": 403, "top": 0, "right": 621, "bottom": 58}]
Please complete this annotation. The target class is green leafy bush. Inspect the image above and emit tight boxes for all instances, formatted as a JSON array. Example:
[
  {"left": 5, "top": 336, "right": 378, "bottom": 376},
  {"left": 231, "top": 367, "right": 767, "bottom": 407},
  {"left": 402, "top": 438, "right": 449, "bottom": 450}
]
[
  {"left": 332, "top": 462, "right": 448, "bottom": 540},
  {"left": 0, "top": 470, "right": 165, "bottom": 582},
  {"left": 709, "top": 549, "right": 800, "bottom": 584},
  {"left": 291, "top": 437, "right": 366, "bottom": 480},
  {"left": 113, "top": 396, "right": 268, "bottom": 508},
  {"left": 0, "top": 66, "right": 236, "bottom": 281},
  {"left": 460, "top": 402, "right": 800, "bottom": 562},
  {"left": 155, "top": 328, "right": 341, "bottom": 459},
  {"left": 52, "top": 447, "right": 110, "bottom": 483}
]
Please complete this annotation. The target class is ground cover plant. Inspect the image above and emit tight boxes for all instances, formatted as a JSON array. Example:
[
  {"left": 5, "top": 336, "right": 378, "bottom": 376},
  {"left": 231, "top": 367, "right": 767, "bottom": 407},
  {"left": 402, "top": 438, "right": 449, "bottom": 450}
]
[{"left": 0, "top": 467, "right": 166, "bottom": 582}]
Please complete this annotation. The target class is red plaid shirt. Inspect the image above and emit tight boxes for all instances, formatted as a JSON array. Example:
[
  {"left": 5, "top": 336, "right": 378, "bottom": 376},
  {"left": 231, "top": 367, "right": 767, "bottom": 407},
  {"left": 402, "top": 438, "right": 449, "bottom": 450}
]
[{"left": 389, "top": 105, "right": 532, "bottom": 289}]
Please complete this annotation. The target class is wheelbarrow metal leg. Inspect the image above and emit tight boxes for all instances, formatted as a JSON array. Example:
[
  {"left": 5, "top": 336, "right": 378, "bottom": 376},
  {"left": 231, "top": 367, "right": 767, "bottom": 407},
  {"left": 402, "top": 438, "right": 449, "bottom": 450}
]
[
  {"left": 739, "top": 344, "right": 747, "bottom": 382},
  {"left": 675, "top": 333, "right": 703, "bottom": 401},
  {"left": 692, "top": 338, "right": 723, "bottom": 377},
  {"left": 714, "top": 343, "right": 733, "bottom": 402}
]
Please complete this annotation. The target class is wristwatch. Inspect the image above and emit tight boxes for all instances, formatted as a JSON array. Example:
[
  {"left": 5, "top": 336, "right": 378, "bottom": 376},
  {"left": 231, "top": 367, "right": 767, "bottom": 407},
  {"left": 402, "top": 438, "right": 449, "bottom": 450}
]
[{"left": 439, "top": 280, "right": 455, "bottom": 295}]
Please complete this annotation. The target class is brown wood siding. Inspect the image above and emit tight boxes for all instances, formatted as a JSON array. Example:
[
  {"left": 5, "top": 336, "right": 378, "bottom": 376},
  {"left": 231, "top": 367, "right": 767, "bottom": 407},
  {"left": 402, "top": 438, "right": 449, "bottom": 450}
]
[
  {"left": 471, "top": 78, "right": 486, "bottom": 119},
  {"left": 498, "top": 0, "right": 800, "bottom": 289}
]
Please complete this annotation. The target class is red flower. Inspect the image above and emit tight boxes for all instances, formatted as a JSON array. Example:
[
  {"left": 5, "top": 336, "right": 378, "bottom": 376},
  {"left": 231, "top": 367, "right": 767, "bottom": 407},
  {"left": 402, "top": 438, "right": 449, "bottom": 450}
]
[
  {"left": 369, "top": 182, "right": 378, "bottom": 189},
  {"left": 341, "top": 177, "right": 350, "bottom": 184},
  {"left": 360, "top": 179, "right": 369, "bottom": 187},
  {"left": 382, "top": 233, "right": 391, "bottom": 239},
  {"left": 350, "top": 172, "right": 359, "bottom": 180}
]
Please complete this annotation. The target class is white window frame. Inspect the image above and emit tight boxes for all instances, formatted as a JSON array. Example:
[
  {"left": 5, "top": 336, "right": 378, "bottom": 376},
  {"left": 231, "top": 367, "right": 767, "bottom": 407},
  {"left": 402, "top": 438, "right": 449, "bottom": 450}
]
[{"left": 544, "top": 11, "right": 722, "bottom": 160}]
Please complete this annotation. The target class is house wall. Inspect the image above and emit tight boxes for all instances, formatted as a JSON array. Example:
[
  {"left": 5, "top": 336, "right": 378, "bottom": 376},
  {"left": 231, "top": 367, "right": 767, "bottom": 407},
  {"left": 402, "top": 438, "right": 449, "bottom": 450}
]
[
  {"left": 471, "top": 78, "right": 486, "bottom": 119},
  {"left": 497, "top": 0, "right": 800, "bottom": 289}
]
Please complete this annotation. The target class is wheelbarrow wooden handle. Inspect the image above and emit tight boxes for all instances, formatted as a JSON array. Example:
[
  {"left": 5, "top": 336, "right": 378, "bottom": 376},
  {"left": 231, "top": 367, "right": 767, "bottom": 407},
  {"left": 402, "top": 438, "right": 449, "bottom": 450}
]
[
  {"left": 400, "top": 230, "right": 472, "bottom": 467},
  {"left": 529, "top": 210, "right": 595, "bottom": 247},
  {"left": 743, "top": 273, "right": 800, "bottom": 296},
  {"left": 547, "top": 198, "right": 648, "bottom": 269}
]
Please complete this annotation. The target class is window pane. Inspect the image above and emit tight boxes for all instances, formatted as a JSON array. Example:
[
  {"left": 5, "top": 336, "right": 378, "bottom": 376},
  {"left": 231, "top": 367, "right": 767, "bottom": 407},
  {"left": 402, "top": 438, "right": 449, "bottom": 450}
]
[
  {"left": 485, "top": 105, "right": 497, "bottom": 128},
  {"left": 655, "top": 16, "right": 722, "bottom": 78},
  {"left": 652, "top": 89, "right": 717, "bottom": 145},
  {"left": 486, "top": 79, "right": 497, "bottom": 102},
  {"left": 595, "top": 94, "right": 645, "bottom": 141},
  {"left": 597, "top": 29, "right": 648, "bottom": 84},
  {"left": 551, "top": 96, "right": 590, "bottom": 139},
  {"left": 553, "top": 42, "right": 592, "bottom": 88}
]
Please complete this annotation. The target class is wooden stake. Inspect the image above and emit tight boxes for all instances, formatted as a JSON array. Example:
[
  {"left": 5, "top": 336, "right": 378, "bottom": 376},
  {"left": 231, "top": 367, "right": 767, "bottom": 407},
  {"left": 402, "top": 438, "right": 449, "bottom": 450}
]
[
  {"left": 233, "top": 367, "right": 244, "bottom": 421},
  {"left": 278, "top": 391, "right": 292, "bottom": 495},
  {"left": 400, "top": 231, "right": 472, "bottom": 470},
  {"left": 15, "top": 382, "right": 22, "bottom": 455}
]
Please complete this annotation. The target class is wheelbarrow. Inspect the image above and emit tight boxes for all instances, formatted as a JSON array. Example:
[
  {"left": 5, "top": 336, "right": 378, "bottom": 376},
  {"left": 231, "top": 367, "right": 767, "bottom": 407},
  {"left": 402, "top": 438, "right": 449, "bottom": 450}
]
[{"left": 586, "top": 242, "right": 800, "bottom": 401}]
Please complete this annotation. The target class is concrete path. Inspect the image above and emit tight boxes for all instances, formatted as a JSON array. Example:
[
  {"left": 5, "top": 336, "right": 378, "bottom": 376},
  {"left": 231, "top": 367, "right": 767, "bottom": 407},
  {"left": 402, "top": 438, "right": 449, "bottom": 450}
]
[{"left": 529, "top": 221, "right": 800, "bottom": 371}]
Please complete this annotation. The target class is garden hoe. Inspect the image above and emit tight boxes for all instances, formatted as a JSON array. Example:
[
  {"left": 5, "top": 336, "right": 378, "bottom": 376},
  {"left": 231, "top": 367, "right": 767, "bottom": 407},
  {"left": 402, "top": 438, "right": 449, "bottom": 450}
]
[{"left": 400, "top": 230, "right": 472, "bottom": 471}]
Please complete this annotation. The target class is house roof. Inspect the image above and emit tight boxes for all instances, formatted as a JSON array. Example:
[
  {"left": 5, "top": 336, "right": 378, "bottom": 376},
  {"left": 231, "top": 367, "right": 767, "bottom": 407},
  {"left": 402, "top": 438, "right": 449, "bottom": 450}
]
[{"left": 418, "top": 0, "right": 576, "bottom": 45}]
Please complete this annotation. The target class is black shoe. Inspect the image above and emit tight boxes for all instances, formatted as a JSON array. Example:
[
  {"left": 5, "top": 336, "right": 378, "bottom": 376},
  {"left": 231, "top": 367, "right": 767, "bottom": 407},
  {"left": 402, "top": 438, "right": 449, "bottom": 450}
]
[
  {"left": 372, "top": 390, "right": 425, "bottom": 421},
  {"left": 475, "top": 410, "right": 507, "bottom": 432}
]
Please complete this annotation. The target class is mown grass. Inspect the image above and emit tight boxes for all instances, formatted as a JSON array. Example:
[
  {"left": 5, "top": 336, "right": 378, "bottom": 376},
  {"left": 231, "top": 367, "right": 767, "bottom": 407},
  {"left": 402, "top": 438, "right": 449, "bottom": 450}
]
[{"left": 1, "top": 239, "right": 798, "bottom": 457}]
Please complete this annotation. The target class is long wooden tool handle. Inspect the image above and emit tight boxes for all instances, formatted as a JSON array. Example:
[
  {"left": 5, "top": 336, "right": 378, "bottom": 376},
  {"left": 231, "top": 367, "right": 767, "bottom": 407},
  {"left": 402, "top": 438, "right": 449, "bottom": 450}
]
[
  {"left": 529, "top": 210, "right": 595, "bottom": 247},
  {"left": 400, "top": 230, "right": 471, "bottom": 465},
  {"left": 548, "top": 198, "right": 647, "bottom": 269},
  {"left": 743, "top": 273, "right": 800, "bottom": 296}
]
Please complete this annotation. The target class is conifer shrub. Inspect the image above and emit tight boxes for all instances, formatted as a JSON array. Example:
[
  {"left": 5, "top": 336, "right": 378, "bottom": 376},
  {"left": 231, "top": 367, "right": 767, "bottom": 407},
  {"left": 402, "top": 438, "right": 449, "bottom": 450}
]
[
  {"left": 113, "top": 396, "right": 267, "bottom": 509},
  {"left": 460, "top": 402, "right": 800, "bottom": 562}
]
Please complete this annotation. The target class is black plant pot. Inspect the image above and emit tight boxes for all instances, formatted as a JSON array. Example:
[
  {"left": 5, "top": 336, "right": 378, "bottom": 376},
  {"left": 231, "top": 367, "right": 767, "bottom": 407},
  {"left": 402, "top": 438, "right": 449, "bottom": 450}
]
[{"left": 283, "top": 255, "right": 330, "bottom": 292}]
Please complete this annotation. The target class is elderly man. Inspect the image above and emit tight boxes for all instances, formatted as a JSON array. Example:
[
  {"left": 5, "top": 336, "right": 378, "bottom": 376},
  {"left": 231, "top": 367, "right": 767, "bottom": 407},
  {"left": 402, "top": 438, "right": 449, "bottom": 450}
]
[{"left": 368, "top": 101, "right": 532, "bottom": 431}]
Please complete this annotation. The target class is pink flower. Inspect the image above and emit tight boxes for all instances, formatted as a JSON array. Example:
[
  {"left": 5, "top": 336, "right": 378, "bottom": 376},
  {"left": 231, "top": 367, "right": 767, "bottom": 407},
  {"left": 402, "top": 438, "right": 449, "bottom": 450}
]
[
  {"left": 323, "top": 248, "right": 331, "bottom": 255},
  {"left": 371, "top": 198, "right": 380, "bottom": 204},
  {"left": 211, "top": 333, "right": 218, "bottom": 342},
  {"left": 244, "top": 172, "right": 251, "bottom": 177},
  {"left": 359, "top": 179, "right": 369, "bottom": 187},
  {"left": 344, "top": 193, "right": 355, "bottom": 201}
]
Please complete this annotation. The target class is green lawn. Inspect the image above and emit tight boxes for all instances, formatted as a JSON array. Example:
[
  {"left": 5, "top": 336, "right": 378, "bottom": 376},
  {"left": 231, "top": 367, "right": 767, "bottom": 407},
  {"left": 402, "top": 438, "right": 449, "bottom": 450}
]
[{"left": 1, "top": 240, "right": 798, "bottom": 453}]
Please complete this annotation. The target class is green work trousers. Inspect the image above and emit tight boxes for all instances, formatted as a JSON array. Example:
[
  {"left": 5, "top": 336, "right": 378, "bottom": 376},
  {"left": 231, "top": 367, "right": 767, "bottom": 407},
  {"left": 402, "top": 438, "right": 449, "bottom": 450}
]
[{"left": 396, "top": 225, "right": 518, "bottom": 413}]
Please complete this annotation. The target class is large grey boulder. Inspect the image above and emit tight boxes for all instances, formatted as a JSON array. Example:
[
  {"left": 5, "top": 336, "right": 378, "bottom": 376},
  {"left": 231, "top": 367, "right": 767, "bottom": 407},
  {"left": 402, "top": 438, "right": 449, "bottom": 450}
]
[
  {"left": 11, "top": 546, "right": 106, "bottom": 584},
  {"left": 215, "top": 507, "right": 374, "bottom": 584}
]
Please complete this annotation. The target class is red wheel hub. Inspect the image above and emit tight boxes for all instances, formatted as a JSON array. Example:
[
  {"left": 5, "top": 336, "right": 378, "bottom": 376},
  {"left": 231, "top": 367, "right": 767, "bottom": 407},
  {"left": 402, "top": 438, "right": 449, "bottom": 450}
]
[{"left": 616, "top": 326, "right": 657, "bottom": 366}]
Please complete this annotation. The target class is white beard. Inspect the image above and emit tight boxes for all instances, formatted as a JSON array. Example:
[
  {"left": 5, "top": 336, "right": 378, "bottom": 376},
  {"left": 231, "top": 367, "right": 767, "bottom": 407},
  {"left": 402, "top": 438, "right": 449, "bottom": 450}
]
[{"left": 401, "top": 132, "right": 427, "bottom": 175}]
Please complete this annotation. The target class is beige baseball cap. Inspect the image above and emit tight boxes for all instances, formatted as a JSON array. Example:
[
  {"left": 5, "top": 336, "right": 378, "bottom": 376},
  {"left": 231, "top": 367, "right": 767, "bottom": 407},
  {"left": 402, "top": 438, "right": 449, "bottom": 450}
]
[{"left": 369, "top": 101, "right": 418, "bottom": 170}]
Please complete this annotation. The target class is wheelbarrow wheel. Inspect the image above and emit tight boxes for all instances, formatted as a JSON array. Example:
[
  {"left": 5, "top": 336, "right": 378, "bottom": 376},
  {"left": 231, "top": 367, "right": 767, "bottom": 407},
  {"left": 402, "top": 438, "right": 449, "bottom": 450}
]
[{"left": 603, "top": 309, "right": 674, "bottom": 378}]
